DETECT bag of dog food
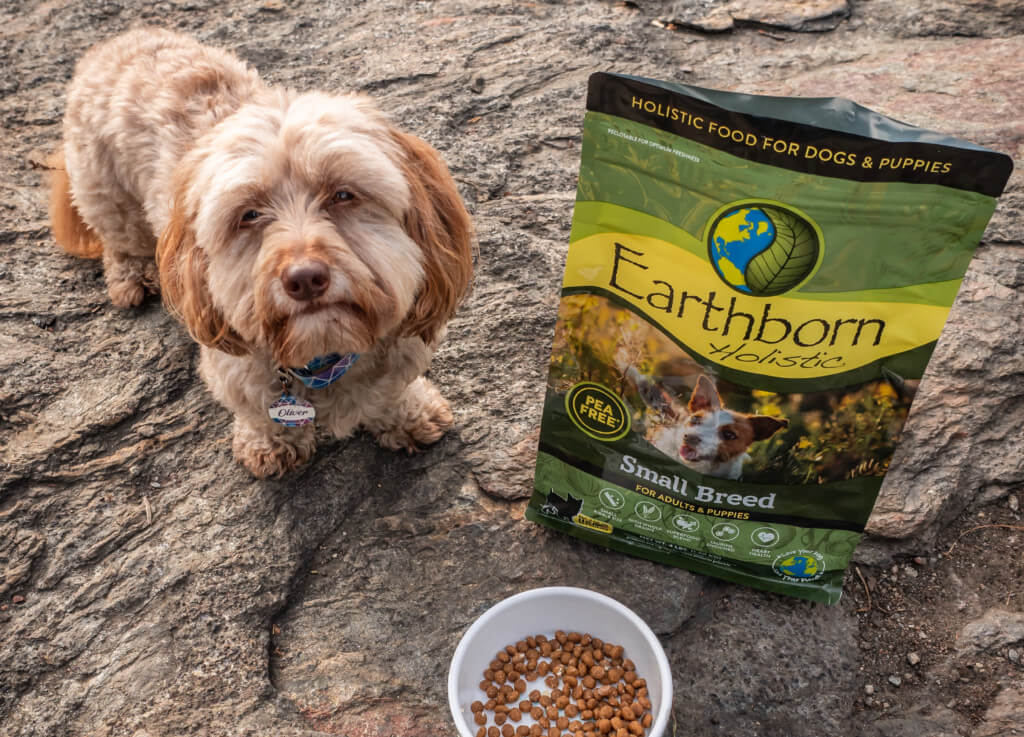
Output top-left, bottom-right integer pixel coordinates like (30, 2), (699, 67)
(527, 73), (1012, 604)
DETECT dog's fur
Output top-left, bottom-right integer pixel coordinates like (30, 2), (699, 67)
(622, 366), (787, 480)
(50, 29), (473, 477)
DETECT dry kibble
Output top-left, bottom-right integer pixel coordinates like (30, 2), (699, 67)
(474, 633), (652, 737)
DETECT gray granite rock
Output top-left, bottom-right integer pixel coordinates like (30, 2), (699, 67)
(0, 1), (1021, 735)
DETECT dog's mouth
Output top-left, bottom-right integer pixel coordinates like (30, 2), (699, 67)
(296, 299), (367, 319)
(680, 444), (709, 463)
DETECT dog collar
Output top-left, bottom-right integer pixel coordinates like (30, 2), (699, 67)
(285, 352), (360, 389)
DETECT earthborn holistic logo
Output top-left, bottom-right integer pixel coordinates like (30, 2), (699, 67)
(772, 549), (827, 584)
(564, 382), (630, 441)
(707, 201), (823, 297)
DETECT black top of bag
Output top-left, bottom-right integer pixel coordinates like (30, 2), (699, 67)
(588, 73), (1013, 198)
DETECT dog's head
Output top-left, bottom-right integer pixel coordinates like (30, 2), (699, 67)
(677, 376), (787, 467)
(156, 91), (473, 366)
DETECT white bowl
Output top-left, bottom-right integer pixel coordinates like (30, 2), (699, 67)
(448, 586), (672, 737)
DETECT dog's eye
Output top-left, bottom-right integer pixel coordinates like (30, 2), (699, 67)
(330, 190), (355, 205)
(721, 429), (737, 441)
(689, 416), (702, 425)
(240, 209), (262, 225)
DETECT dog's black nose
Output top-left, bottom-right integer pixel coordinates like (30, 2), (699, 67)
(283, 260), (330, 301)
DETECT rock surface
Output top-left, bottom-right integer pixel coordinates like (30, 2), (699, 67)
(0, 1), (1021, 736)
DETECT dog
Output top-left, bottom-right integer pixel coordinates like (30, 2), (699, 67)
(48, 29), (474, 477)
(620, 364), (787, 480)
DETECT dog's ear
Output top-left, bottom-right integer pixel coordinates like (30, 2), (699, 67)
(749, 415), (788, 441)
(389, 129), (474, 344)
(156, 192), (249, 356)
(688, 375), (723, 414)
(622, 364), (682, 421)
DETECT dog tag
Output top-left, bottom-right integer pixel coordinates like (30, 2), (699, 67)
(268, 394), (315, 426)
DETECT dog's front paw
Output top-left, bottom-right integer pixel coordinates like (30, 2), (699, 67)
(232, 420), (316, 478)
(372, 377), (454, 453)
(105, 256), (159, 308)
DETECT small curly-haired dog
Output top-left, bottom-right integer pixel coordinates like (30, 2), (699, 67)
(49, 29), (474, 477)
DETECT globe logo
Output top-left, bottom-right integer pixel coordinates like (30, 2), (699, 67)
(773, 549), (826, 583)
(777, 555), (819, 578)
(706, 202), (821, 296)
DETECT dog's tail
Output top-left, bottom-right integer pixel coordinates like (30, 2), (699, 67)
(47, 148), (103, 259)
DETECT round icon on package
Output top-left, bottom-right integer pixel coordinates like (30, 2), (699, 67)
(711, 522), (739, 542)
(751, 526), (782, 548)
(633, 500), (662, 522)
(670, 514), (700, 533)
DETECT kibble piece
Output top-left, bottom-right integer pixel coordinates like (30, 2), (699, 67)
(557, 716), (570, 729)
(597, 718), (612, 734)
(548, 728), (560, 737)
(546, 705), (558, 720)
(530, 706), (543, 720)
(474, 712), (487, 726)
(628, 721), (643, 736)
(509, 708), (522, 722)
(502, 725), (514, 737)
(590, 665), (606, 680)
(488, 728), (500, 737)
(641, 713), (652, 728)
(476, 728), (486, 737)
(566, 704), (579, 718)
(619, 705), (634, 721)
(494, 712), (507, 726)
(530, 726), (542, 737)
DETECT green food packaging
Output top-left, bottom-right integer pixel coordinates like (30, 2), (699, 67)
(528, 73), (1013, 604)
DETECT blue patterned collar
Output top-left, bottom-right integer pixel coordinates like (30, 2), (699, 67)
(286, 353), (360, 389)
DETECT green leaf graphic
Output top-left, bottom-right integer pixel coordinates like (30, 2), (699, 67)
(744, 207), (820, 295)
